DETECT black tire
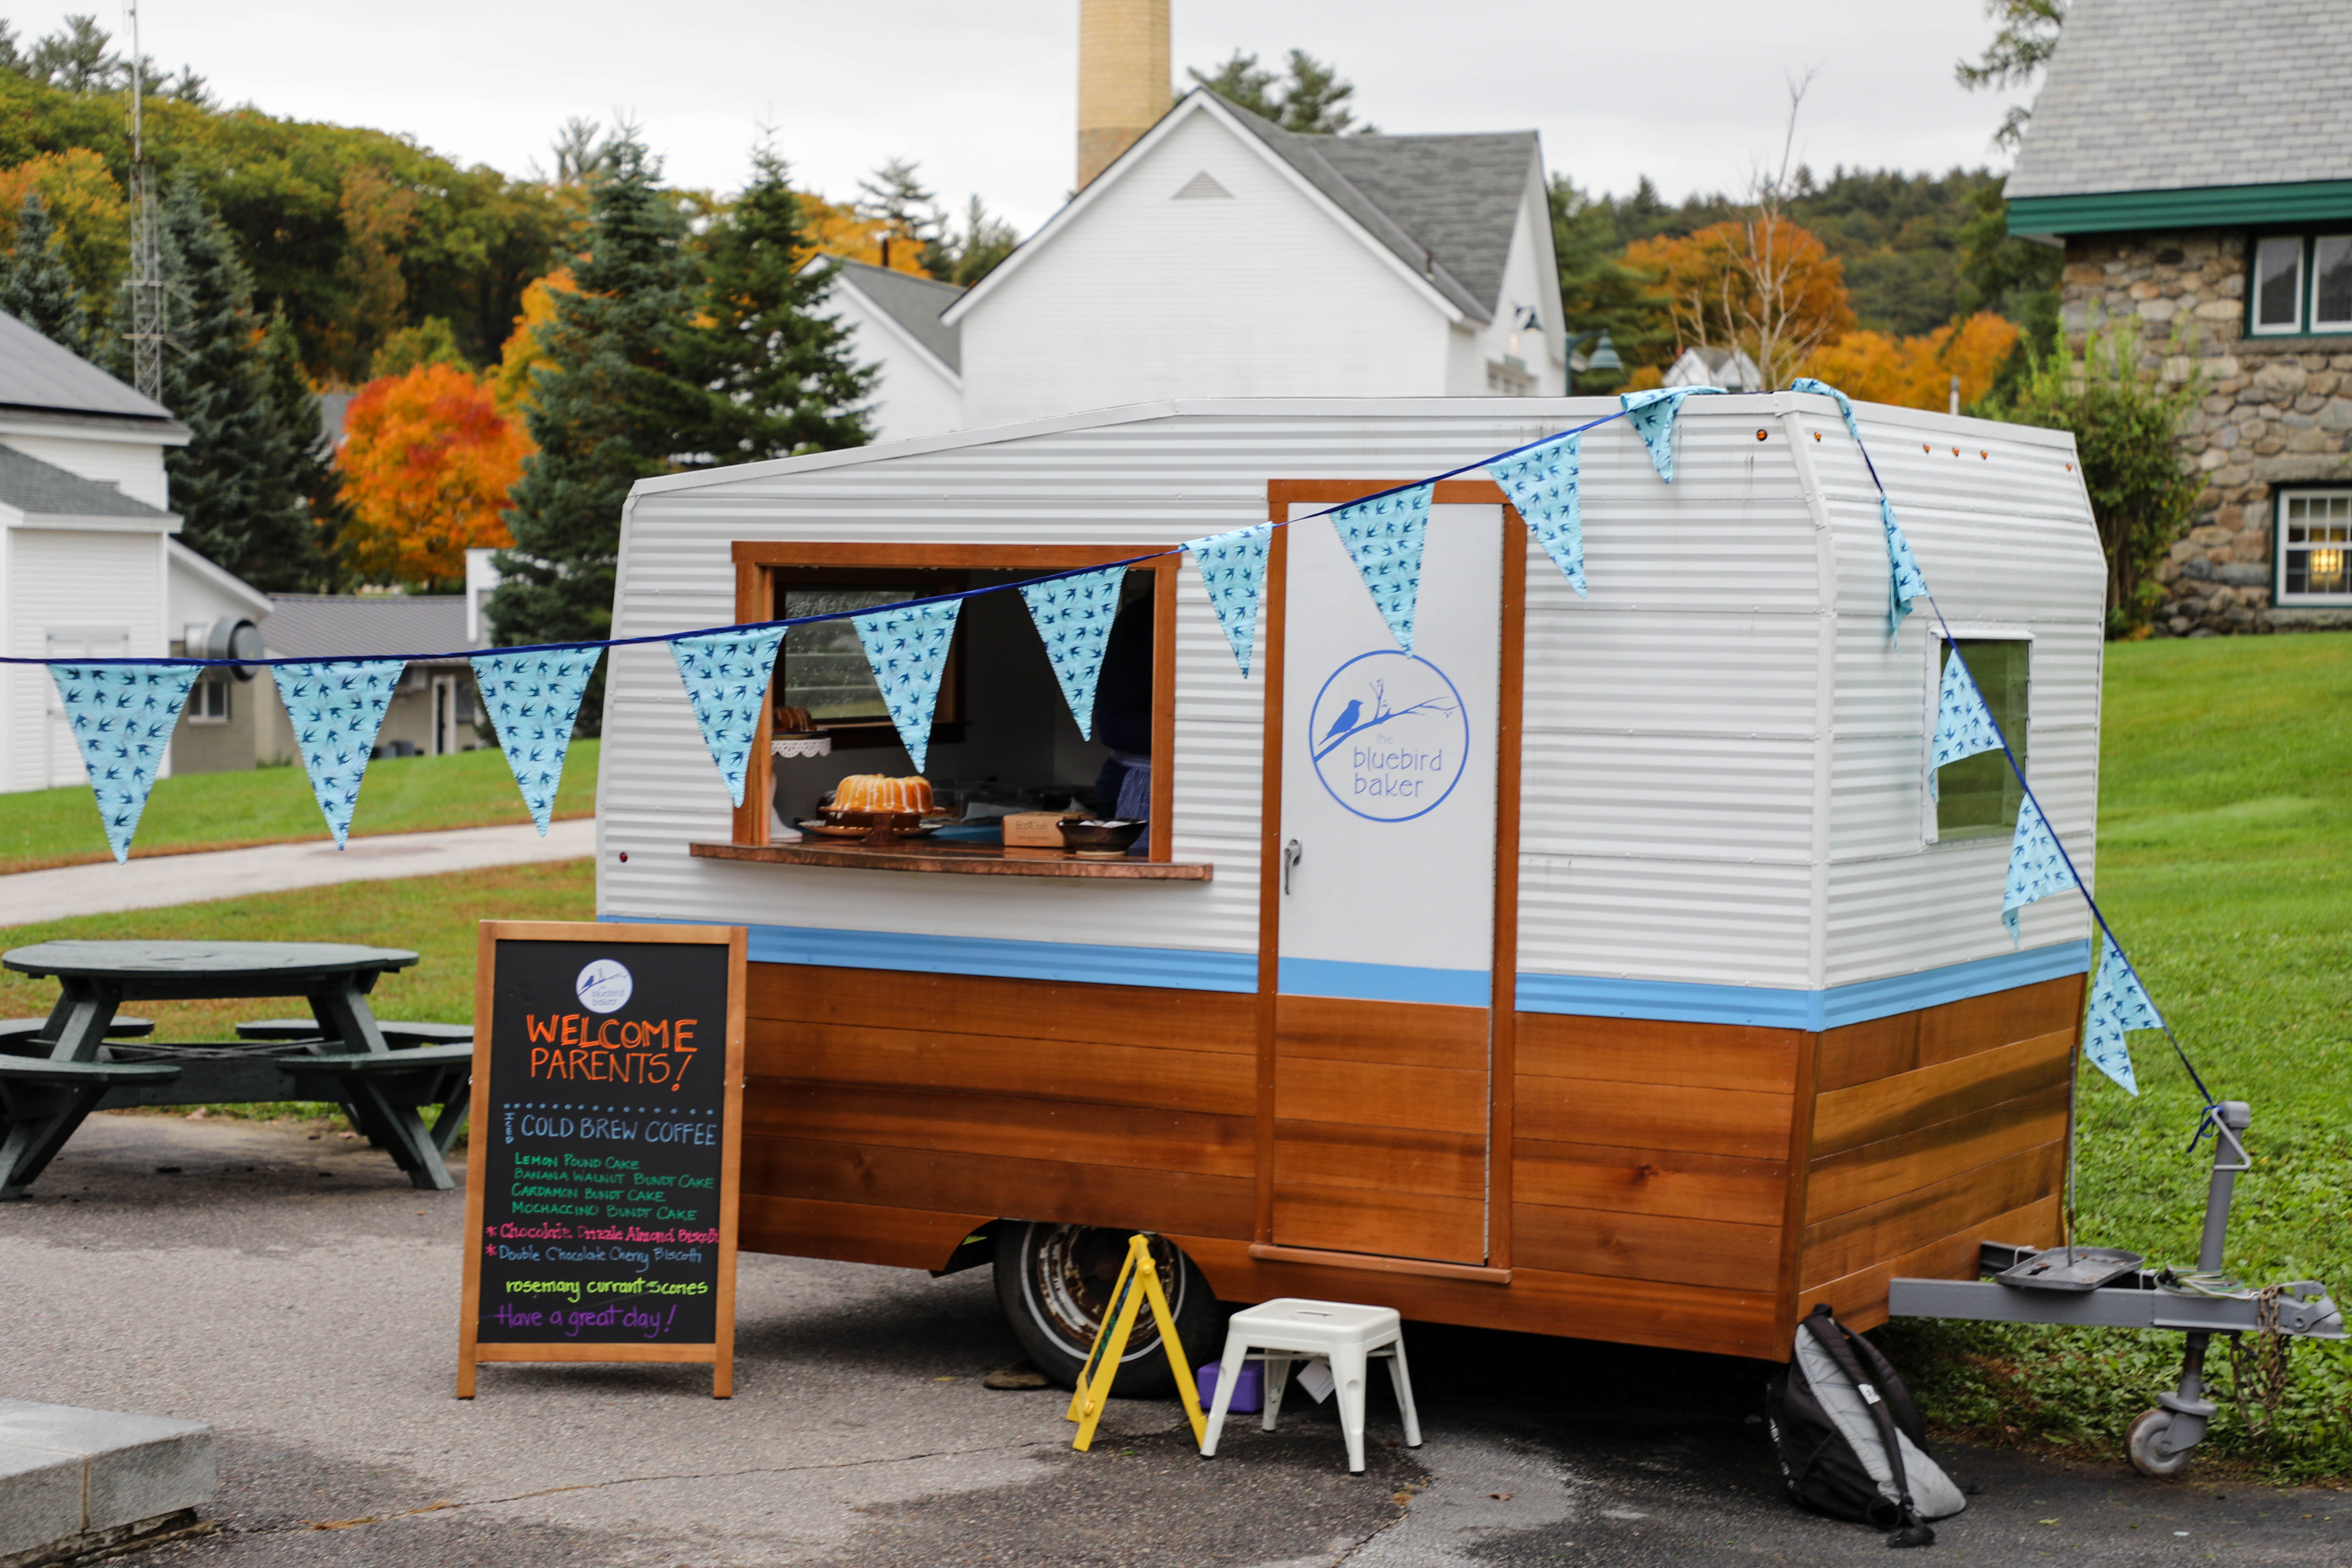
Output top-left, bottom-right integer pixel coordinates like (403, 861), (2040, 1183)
(993, 1222), (1224, 1395)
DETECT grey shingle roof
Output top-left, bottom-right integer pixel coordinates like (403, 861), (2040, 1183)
(263, 594), (473, 661)
(1209, 92), (1538, 323)
(2008, 0), (2352, 200)
(0, 441), (169, 517)
(0, 308), (179, 424)
(827, 259), (964, 373)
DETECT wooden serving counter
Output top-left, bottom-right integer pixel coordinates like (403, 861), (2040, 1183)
(688, 839), (1213, 881)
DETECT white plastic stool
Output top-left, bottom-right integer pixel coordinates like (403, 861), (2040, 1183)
(1198, 1298), (1421, 1473)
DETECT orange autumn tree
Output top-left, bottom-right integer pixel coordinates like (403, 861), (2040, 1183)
(1624, 216), (1855, 389)
(1799, 312), (2022, 412)
(335, 363), (532, 590)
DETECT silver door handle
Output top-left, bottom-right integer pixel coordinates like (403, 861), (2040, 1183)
(1283, 839), (1303, 895)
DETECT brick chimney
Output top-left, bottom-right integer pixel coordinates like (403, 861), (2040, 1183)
(1077, 0), (1170, 190)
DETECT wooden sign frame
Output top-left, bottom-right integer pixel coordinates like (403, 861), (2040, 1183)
(456, 920), (748, 1399)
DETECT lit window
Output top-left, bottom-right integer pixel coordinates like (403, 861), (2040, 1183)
(2253, 236), (2304, 333)
(1933, 639), (2029, 841)
(2279, 490), (2352, 602)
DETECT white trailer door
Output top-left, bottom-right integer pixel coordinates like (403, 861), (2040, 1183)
(1269, 496), (1504, 1265)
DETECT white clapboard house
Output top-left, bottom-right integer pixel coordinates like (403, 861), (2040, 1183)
(0, 311), (270, 793)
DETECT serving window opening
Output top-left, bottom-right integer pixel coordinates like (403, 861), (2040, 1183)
(715, 543), (1188, 875)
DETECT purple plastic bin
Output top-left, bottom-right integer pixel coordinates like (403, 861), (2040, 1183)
(1196, 1359), (1261, 1413)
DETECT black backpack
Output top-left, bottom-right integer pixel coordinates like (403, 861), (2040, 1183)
(1765, 1304), (1966, 1548)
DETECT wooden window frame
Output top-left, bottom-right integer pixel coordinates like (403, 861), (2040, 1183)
(727, 540), (1181, 863)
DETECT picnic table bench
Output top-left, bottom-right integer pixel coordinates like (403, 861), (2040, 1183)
(0, 941), (472, 1200)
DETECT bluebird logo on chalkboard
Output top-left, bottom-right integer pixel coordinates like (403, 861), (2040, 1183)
(575, 960), (634, 1014)
(1307, 650), (1469, 822)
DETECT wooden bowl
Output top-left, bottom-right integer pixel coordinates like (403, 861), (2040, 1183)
(1058, 819), (1144, 857)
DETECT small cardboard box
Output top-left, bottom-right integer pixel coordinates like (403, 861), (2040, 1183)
(1002, 811), (1084, 847)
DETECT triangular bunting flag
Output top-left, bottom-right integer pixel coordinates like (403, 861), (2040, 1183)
(1020, 566), (1126, 740)
(2000, 793), (2074, 945)
(2082, 929), (2156, 1096)
(471, 648), (602, 833)
(1489, 435), (1587, 597)
(852, 598), (962, 772)
(1882, 495), (1929, 638)
(1183, 522), (1273, 676)
(272, 660), (402, 848)
(1332, 484), (1433, 653)
(1620, 385), (1723, 482)
(48, 662), (199, 863)
(1928, 648), (2004, 800)
(670, 628), (789, 806)
(1788, 376), (1862, 447)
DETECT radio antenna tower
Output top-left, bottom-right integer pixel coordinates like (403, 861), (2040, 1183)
(124, 0), (166, 401)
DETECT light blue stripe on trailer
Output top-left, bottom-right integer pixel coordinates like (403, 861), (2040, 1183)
(1276, 958), (1492, 1007)
(1515, 941), (2092, 1031)
(599, 914), (1259, 993)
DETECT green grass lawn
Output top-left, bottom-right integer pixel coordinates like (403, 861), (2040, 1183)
(1886, 631), (2352, 1479)
(0, 740), (598, 875)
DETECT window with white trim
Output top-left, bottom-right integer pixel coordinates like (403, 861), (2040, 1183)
(2278, 489), (2352, 604)
(2249, 232), (2352, 335)
(188, 676), (230, 724)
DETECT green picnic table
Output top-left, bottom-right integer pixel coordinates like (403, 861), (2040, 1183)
(0, 941), (472, 1200)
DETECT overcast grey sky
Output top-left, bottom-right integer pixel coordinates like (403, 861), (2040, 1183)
(46, 0), (2028, 231)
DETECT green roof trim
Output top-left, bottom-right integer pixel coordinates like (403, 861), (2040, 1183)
(2009, 181), (2352, 238)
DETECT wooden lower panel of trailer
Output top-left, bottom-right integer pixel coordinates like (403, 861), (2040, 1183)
(1798, 1195), (2062, 1332)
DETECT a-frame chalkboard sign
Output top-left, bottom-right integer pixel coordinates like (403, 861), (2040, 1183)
(457, 921), (747, 1398)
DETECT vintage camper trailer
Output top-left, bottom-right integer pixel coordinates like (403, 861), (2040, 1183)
(598, 392), (2104, 1381)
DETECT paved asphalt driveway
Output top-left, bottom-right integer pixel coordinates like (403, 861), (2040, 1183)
(1, 1114), (2343, 1566)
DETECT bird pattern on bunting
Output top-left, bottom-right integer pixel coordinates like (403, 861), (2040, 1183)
(1788, 376), (1862, 447)
(1620, 386), (1722, 482)
(1928, 648), (2004, 800)
(471, 648), (602, 833)
(1882, 496), (1929, 638)
(2081, 929), (2155, 1096)
(1489, 435), (1587, 596)
(272, 660), (404, 848)
(2001, 793), (2073, 945)
(1332, 484), (1433, 653)
(852, 598), (962, 772)
(48, 662), (200, 863)
(670, 628), (788, 806)
(1183, 522), (1273, 676)
(1019, 566), (1126, 740)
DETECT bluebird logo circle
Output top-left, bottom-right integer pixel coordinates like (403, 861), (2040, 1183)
(1307, 650), (1469, 822)
(575, 960), (634, 1014)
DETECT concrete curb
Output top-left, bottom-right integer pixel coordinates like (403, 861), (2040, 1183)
(0, 1401), (214, 1566)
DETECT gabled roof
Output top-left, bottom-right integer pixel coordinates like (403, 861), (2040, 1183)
(0, 309), (184, 430)
(1213, 96), (1539, 323)
(0, 441), (171, 520)
(821, 259), (964, 374)
(943, 90), (1543, 329)
(2008, 0), (2352, 203)
(262, 594), (473, 662)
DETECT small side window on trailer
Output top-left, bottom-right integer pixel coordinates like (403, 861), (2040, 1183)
(1930, 638), (2029, 842)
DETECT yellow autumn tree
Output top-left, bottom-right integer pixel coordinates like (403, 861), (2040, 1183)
(335, 363), (532, 589)
(1800, 313), (2022, 411)
(1624, 216), (1856, 390)
(489, 267), (576, 419)
(0, 149), (127, 309)
(798, 195), (932, 273)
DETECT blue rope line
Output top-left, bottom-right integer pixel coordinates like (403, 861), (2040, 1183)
(1829, 390), (2221, 1121)
(4, 408), (1640, 672)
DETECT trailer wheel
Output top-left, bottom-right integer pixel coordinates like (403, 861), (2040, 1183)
(994, 1222), (1223, 1395)
(2126, 1409), (2194, 1478)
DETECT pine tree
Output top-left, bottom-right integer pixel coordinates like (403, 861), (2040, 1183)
(490, 128), (700, 728)
(1, 191), (89, 354)
(678, 146), (873, 467)
(258, 308), (342, 586)
(159, 172), (312, 588)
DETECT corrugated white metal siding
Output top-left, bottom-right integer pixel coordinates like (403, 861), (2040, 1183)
(602, 394), (2104, 994)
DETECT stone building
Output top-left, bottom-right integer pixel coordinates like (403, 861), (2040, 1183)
(2006, 0), (2352, 635)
